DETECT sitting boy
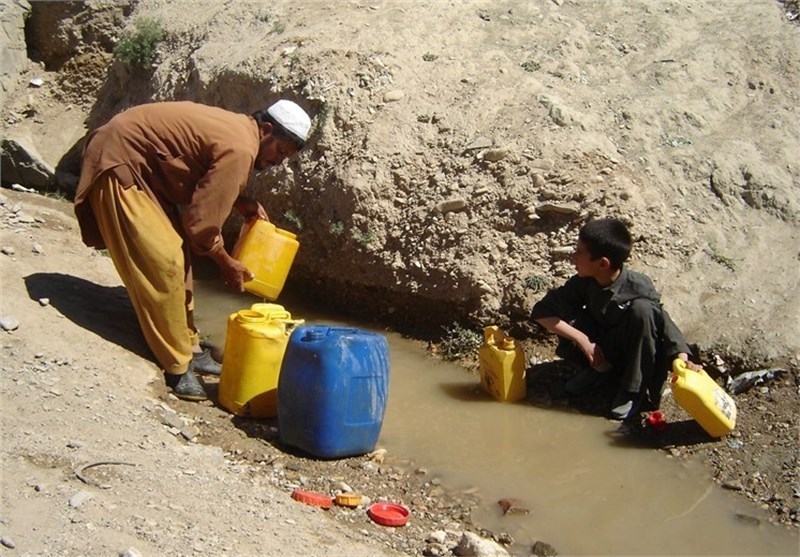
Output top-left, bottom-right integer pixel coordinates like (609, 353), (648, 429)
(530, 218), (697, 420)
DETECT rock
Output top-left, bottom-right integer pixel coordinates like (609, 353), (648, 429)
(436, 199), (468, 214)
(32, 243), (44, 254)
(1, 137), (56, 190)
(0, 537), (15, 549)
(532, 540), (558, 556)
(454, 532), (509, 556)
(426, 530), (448, 544)
(383, 90), (405, 102)
(498, 498), (530, 515)
(69, 490), (94, 508)
(482, 148), (508, 162)
(465, 137), (493, 151)
(38, 298), (50, 306)
(1, 247), (15, 255)
(119, 548), (143, 557)
(535, 202), (582, 218)
(1, 317), (20, 331)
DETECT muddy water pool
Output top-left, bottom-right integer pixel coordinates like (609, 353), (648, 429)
(194, 281), (799, 556)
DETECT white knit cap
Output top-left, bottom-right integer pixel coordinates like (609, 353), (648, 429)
(267, 100), (311, 142)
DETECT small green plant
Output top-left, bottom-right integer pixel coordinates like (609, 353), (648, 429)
(114, 17), (164, 68)
(329, 221), (344, 236)
(271, 21), (286, 34)
(417, 114), (431, 123)
(708, 246), (738, 271)
(422, 53), (438, 62)
(439, 323), (482, 361)
(524, 274), (550, 293)
(283, 210), (303, 230)
(520, 60), (541, 72)
(352, 228), (375, 246)
(43, 190), (67, 201)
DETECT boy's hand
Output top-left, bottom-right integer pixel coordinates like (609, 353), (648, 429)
(577, 337), (605, 369)
(677, 352), (702, 371)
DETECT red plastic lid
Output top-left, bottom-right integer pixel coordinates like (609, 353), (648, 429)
(367, 502), (410, 527)
(291, 489), (333, 509)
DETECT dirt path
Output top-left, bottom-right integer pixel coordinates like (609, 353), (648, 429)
(0, 188), (411, 556)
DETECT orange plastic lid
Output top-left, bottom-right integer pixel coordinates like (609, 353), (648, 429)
(367, 502), (410, 527)
(291, 489), (333, 509)
(335, 493), (362, 508)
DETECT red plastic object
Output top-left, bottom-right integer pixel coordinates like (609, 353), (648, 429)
(367, 503), (410, 527)
(291, 489), (333, 509)
(647, 411), (668, 432)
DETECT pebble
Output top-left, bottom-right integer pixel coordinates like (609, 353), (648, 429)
(1, 537), (15, 549)
(32, 243), (44, 254)
(69, 490), (94, 508)
(436, 199), (468, 214)
(1, 317), (20, 331)
(1, 246), (15, 256)
(382, 90), (404, 102)
(464, 137), (492, 151)
(38, 298), (50, 306)
(482, 148), (508, 162)
(119, 548), (143, 557)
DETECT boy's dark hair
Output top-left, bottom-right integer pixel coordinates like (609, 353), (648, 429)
(578, 218), (632, 270)
(251, 108), (306, 150)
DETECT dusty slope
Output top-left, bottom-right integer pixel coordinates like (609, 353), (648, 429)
(4, 0), (800, 369)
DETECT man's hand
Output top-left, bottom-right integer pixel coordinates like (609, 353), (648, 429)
(221, 258), (254, 292)
(234, 195), (268, 221)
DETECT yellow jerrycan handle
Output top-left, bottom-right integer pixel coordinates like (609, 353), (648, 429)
(672, 357), (688, 376)
(483, 325), (501, 345)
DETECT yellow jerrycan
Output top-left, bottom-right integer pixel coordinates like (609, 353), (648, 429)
(478, 326), (527, 402)
(218, 304), (304, 418)
(669, 358), (737, 437)
(231, 219), (299, 300)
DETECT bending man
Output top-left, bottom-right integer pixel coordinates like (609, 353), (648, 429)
(74, 99), (311, 401)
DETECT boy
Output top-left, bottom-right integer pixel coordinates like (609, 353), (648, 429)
(530, 218), (697, 420)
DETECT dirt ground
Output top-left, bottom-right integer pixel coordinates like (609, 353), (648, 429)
(2, 186), (798, 556)
(1, 0), (799, 555)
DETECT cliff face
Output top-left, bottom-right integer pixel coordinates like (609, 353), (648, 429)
(3, 0), (799, 365)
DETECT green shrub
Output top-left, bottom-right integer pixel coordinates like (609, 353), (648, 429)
(520, 60), (541, 72)
(329, 221), (344, 236)
(283, 210), (303, 230)
(440, 323), (482, 361)
(352, 228), (375, 246)
(114, 17), (165, 68)
(524, 274), (550, 293)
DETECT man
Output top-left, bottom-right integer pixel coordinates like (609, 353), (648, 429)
(74, 99), (311, 401)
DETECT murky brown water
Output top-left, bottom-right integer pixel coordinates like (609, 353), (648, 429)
(194, 280), (799, 556)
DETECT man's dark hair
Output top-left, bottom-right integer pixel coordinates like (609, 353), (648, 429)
(251, 108), (306, 150)
(578, 218), (632, 270)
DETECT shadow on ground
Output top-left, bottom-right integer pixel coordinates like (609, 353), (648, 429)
(24, 272), (152, 362)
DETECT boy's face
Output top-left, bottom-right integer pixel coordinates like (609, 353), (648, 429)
(572, 239), (606, 278)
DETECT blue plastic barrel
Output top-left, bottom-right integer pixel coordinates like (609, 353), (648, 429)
(277, 325), (390, 459)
